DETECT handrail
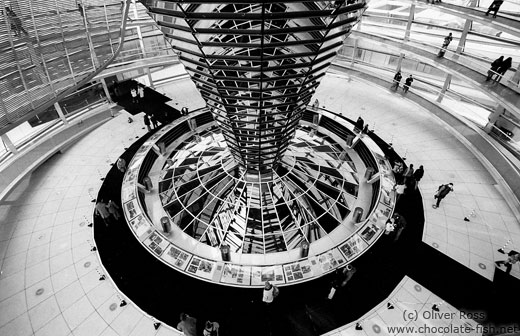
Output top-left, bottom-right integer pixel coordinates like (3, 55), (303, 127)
(0, 0), (132, 136)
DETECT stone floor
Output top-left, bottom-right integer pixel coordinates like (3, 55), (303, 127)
(0, 72), (518, 335)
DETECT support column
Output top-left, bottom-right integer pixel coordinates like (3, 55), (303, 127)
(397, 4), (415, 72)
(54, 102), (69, 125)
(146, 68), (155, 89)
(100, 78), (113, 104)
(1, 134), (18, 154)
(351, 38), (358, 68)
(404, 4), (415, 42)
(436, 74), (452, 103)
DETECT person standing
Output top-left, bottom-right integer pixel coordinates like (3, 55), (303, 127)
(393, 213), (407, 242)
(403, 75), (413, 93)
(394, 182), (406, 203)
(138, 85), (145, 101)
(150, 114), (159, 129)
(496, 251), (520, 274)
(391, 70), (402, 90)
(433, 183), (453, 208)
(262, 281), (279, 304)
(355, 116), (364, 133)
(143, 114), (151, 132)
(116, 157), (126, 173)
(130, 88), (138, 104)
(413, 165), (424, 189)
(403, 164), (414, 183)
(485, 0), (504, 18)
(486, 56), (504, 81)
(107, 200), (121, 221)
(177, 313), (197, 336)
(203, 321), (220, 336)
(494, 57), (512, 83)
(95, 200), (112, 226)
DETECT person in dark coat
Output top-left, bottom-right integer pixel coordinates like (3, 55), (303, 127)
(391, 70), (402, 90)
(413, 165), (424, 189)
(433, 183), (453, 208)
(150, 114), (158, 129)
(494, 57), (512, 83)
(403, 75), (413, 93)
(486, 56), (504, 81)
(144, 114), (151, 132)
(442, 33), (453, 48)
(485, 0), (504, 18)
(355, 116), (364, 132)
(177, 313), (197, 336)
(496, 250), (520, 274)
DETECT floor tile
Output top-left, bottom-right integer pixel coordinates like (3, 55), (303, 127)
(34, 314), (70, 336)
(28, 296), (61, 331)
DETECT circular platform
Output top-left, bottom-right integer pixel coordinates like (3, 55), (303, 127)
(121, 107), (397, 287)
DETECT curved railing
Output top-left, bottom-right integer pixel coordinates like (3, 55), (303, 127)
(119, 107), (397, 287)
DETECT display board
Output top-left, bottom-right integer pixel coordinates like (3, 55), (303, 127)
(120, 111), (397, 287)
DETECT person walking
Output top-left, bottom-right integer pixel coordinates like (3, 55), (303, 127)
(262, 281), (279, 304)
(391, 70), (402, 90)
(107, 200), (121, 221)
(143, 114), (151, 132)
(495, 251), (520, 274)
(413, 165), (424, 189)
(494, 57), (512, 83)
(437, 33), (452, 57)
(203, 321), (220, 336)
(486, 56), (504, 81)
(485, 0), (504, 18)
(177, 313), (197, 336)
(433, 183), (453, 208)
(95, 200), (112, 226)
(403, 75), (413, 93)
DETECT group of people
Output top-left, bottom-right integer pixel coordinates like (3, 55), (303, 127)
(130, 85), (146, 104)
(486, 55), (513, 83)
(177, 313), (220, 336)
(94, 199), (121, 226)
(391, 71), (414, 93)
(328, 264), (357, 299)
(384, 212), (407, 242)
(392, 162), (425, 203)
(143, 112), (159, 132)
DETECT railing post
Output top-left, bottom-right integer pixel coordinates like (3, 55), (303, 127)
(1, 134), (19, 155)
(54, 102), (69, 125)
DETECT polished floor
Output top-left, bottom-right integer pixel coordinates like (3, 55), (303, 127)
(0, 73), (518, 335)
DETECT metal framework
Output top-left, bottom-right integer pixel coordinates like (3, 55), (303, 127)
(144, 0), (366, 173)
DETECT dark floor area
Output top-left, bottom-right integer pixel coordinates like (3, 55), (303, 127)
(93, 111), (519, 336)
(112, 80), (181, 125)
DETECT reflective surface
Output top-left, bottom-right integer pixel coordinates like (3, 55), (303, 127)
(159, 125), (359, 254)
(144, 1), (366, 172)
